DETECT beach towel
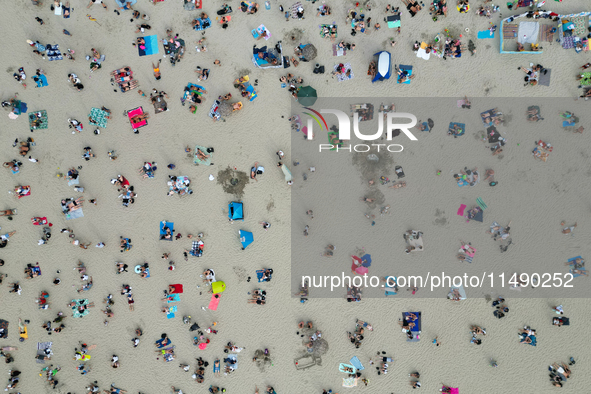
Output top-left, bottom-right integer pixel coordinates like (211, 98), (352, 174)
(167, 305), (177, 319)
(327, 131), (343, 150)
(416, 46), (431, 60)
(213, 360), (221, 373)
(342, 377), (358, 387)
(28, 110), (48, 130)
(476, 197), (487, 210)
(517, 21), (539, 44)
(441, 387), (459, 394)
(127, 107), (148, 129)
(169, 284), (184, 294)
(0, 320), (8, 338)
(209, 293), (221, 311)
(256, 270), (269, 282)
(115, 0), (137, 9)
(449, 122), (466, 137)
(397, 65), (412, 84)
(68, 178), (80, 186)
(209, 99), (221, 120)
(291, 2), (304, 19)
(184, 0), (202, 10)
(36, 349), (50, 364)
(538, 69), (551, 87)
(339, 363), (356, 373)
(477, 30), (495, 39)
(281, 164), (292, 182)
(225, 354), (238, 368)
(245, 84), (258, 101)
(457, 204), (467, 216)
(332, 44), (346, 56)
(160, 221), (174, 241)
(386, 14), (401, 28)
(252, 24), (271, 40)
(350, 356), (364, 371)
(72, 299), (90, 318)
(182, 83), (206, 105)
(449, 285), (467, 300)
(503, 23), (518, 39)
(334, 62), (354, 82)
(38, 341), (52, 350)
(34, 74), (48, 88)
(46, 44), (63, 61)
(194, 17), (211, 31)
(553, 317), (570, 325)
(320, 24), (337, 39)
(138, 35), (159, 56)
(194, 144), (213, 166)
(88, 107), (109, 128)
(403, 311), (421, 342)
(65, 208), (84, 220)
(385, 276), (397, 296)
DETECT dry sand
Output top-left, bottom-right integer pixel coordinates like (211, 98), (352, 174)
(1, 0), (591, 393)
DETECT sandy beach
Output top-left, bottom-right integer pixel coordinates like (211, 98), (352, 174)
(1, 0), (591, 393)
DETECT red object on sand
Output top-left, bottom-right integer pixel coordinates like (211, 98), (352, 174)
(209, 293), (221, 311)
(169, 284), (183, 294)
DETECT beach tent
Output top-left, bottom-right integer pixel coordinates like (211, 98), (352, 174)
(211, 281), (226, 294)
(137, 35), (159, 56)
(372, 51), (391, 82)
(228, 202), (244, 221)
(239, 230), (254, 250)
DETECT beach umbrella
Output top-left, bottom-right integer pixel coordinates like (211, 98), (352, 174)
(301, 44), (317, 60)
(228, 201), (244, 221)
(297, 86), (317, 106)
(239, 230), (254, 250)
(361, 254), (372, 267)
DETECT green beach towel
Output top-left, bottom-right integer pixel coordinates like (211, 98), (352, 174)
(28, 110), (48, 130)
(88, 107), (109, 128)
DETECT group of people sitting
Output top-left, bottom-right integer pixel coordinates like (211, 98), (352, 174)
(111, 67), (138, 92)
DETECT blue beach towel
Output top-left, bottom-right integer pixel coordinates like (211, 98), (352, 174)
(34, 75), (48, 88)
(397, 65), (412, 84)
(138, 35), (159, 56)
(350, 356), (364, 371)
(167, 305), (177, 319)
(194, 17), (212, 31)
(477, 30), (495, 39)
(385, 276), (397, 296)
(65, 208), (84, 220)
(160, 221), (174, 241)
(167, 294), (181, 303)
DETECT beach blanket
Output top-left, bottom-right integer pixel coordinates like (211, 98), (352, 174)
(209, 293), (221, 311)
(160, 221), (174, 241)
(449, 285), (467, 300)
(342, 377), (358, 387)
(449, 122), (466, 137)
(291, 2), (304, 19)
(441, 387), (459, 394)
(225, 354), (238, 369)
(65, 208), (84, 220)
(72, 299), (90, 318)
(516, 0), (532, 8)
(193, 145), (213, 166)
(386, 14), (401, 29)
(184, 0), (202, 10)
(477, 30), (495, 39)
(320, 24), (337, 39)
(28, 110), (48, 130)
(416, 43), (431, 60)
(128, 107), (148, 129)
(385, 276), (397, 296)
(252, 24), (271, 40)
(167, 305), (177, 319)
(257, 269), (270, 282)
(332, 44), (346, 56)
(34, 74), (48, 88)
(46, 44), (63, 61)
(194, 17), (212, 31)
(88, 107), (109, 128)
(0, 320), (8, 338)
(503, 23), (518, 39)
(517, 21), (539, 44)
(397, 65), (412, 84)
(165, 294), (180, 303)
(538, 69), (551, 87)
(137, 35), (159, 56)
(539, 24), (554, 42)
(169, 284), (184, 294)
(403, 311), (421, 342)
(115, 0), (137, 9)
(334, 63), (354, 82)
(209, 99), (221, 120)
(38, 341), (52, 350)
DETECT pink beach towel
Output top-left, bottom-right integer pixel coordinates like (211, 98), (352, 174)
(457, 204), (466, 216)
(209, 293), (221, 311)
(128, 107), (147, 128)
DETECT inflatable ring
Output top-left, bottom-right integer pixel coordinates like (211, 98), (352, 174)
(465, 28), (470, 32)
(134, 265), (142, 274)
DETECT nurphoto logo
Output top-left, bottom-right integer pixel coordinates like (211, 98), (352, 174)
(303, 107), (419, 152)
